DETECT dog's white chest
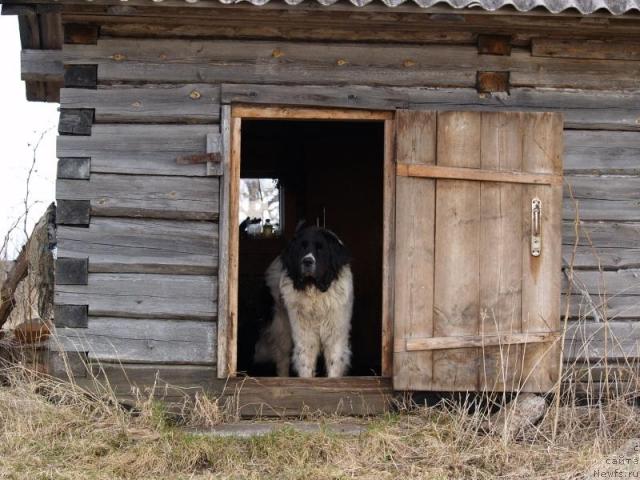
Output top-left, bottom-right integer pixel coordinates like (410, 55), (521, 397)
(279, 267), (352, 327)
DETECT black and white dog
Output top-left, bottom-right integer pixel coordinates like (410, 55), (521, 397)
(254, 226), (353, 377)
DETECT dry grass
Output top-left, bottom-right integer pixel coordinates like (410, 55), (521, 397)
(2, 135), (640, 479)
(0, 362), (639, 480)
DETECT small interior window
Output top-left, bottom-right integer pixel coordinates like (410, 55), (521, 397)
(239, 178), (282, 238)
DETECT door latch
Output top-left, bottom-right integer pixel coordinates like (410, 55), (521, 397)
(531, 198), (541, 257)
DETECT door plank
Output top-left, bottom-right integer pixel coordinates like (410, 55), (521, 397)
(432, 111), (482, 391)
(521, 113), (564, 392)
(479, 112), (525, 391)
(392, 110), (436, 391)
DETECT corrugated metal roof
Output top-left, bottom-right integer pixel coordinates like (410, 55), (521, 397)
(213, 0), (639, 15)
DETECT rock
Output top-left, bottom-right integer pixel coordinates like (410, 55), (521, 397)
(481, 393), (547, 439)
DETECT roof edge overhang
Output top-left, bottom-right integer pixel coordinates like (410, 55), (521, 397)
(1, 0), (639, 103)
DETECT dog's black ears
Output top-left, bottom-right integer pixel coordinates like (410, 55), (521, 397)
(323, 229), (351, 271)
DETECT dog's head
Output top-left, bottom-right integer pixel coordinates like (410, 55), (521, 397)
(281, 226), (351, 292)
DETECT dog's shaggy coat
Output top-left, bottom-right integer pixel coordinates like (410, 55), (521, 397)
(254, 227), (353, 377)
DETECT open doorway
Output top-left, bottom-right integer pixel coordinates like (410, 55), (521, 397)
(233, 112), (388, 378)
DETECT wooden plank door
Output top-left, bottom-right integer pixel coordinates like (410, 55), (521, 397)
(393, 110), (563, 393)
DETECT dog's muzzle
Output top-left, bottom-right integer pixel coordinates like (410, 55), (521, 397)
(301, 253), (316, 277)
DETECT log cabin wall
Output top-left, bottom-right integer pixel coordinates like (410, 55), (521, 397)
(20, 3), (640, 393)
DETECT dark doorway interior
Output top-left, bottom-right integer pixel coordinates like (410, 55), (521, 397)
(237, 119), (385, 377)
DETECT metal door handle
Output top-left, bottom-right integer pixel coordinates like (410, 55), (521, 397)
(531, 198), (541, 257)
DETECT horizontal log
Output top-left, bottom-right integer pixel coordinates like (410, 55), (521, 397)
(562, 221), (640, 270)
(563, 175), (640, 222)
(562, 245), (640, 270)
(509, 50), (640, 90)
(52, 318), (216, 365)
(222, 84), (640, 131)
(60, 85), (221, 123)
(56, 174), (219, 221)
(75, 364), (391, 415)
(564, 131), (640, 174)
(56, 5), (640, 38)
(54, 273), (217, 321)
(57, 124), (219, 176)
(565, 293), (640, 322)
(87, 363), (217, 393)
(62, 39), (640, 89)
(65, 40), (482, 87)
(21, 49), (63, 82)
(564, 321), (640, 362)
(565, 269), (640, 297)
(532, 38), (640, 62)
(220, 377), (392, 416)
(98, 20), (477, 46)
(397, 164), (561, 185)
(57, 217), (218, 275)
(563, 221), (640, 249)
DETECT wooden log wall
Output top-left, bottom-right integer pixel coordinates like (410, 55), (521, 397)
(48, 10), (640, 389)
(52, 29), (222, 380)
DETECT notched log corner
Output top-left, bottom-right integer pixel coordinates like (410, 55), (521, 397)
(58, 109), (94, 136)
(54, 304), (88, 328)
(476, 71), (510, 94)
(55, 258), (88, 285)
(56, 200), (90, 226)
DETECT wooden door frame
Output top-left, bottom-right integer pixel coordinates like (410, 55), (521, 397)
(217, 103), (395, 379)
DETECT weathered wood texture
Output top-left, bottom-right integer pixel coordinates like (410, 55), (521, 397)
(57, 174), (219, 220)
(564, 321), (640, 362)
(532, 38), (640, 61)
(57, 125), (220, 176)
(62, 39), (640, 89)
(55, 5), (640, 40)
(393, 111), (562, 393)
(46, 30), (640, 386)
(98, 19), (476, 46)
(55, 257), (88, 285)
(58, 108), (93, 135)
(393, 110), (436, 391)
(74, 364), (391, 415)
(57, 157), (90, 179)
(563, 222), (640, 270)
(221, 84), (640, 131)
(64, 23), (99, 45)
(216, 105), (232, 377)
(220, 377), (392, 416)
(564, 176), (640, 222)
(56, 199), (90, 226)
(64, 65), (97, 89)
(564, 131), (640, 174)
(52, 318), (216, 364)
(54, 304), (88, 328)
(57, 218), (218, 275)
(60, 85), (221, 123)
(21, 49), (63, 82)
(55, 273), (217, 321)
(432, 111), (482, 391)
